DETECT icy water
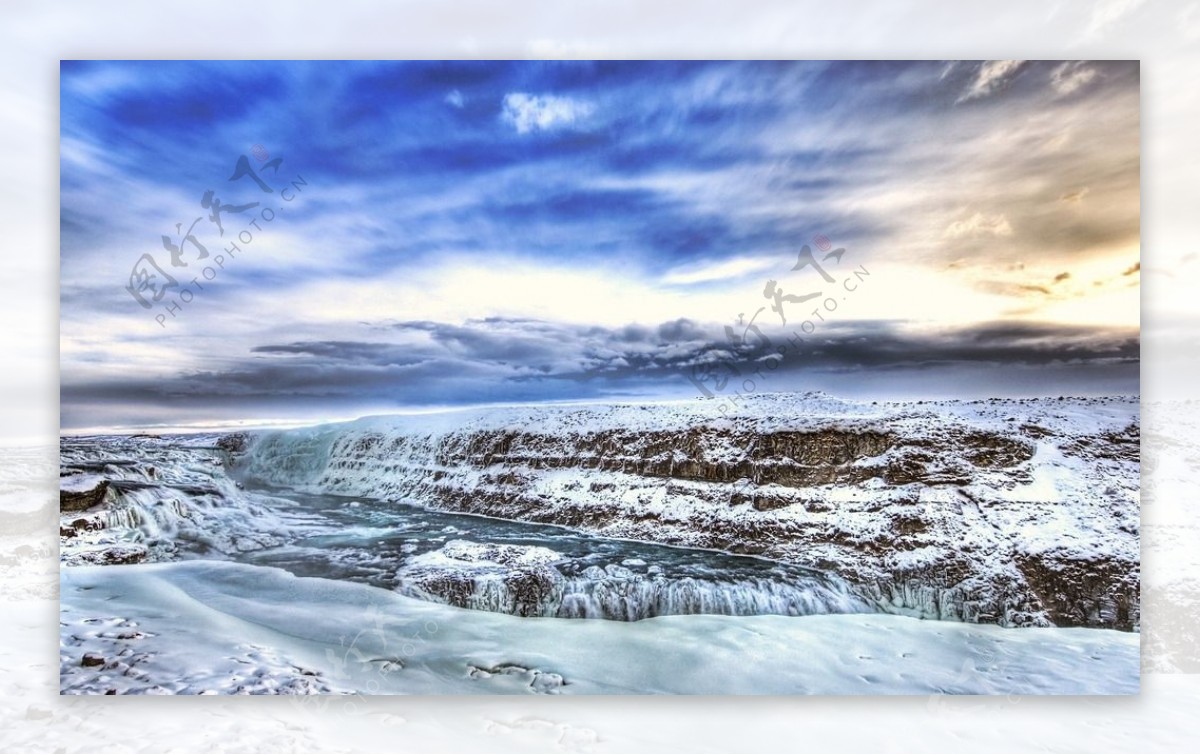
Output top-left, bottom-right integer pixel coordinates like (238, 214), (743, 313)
(59, 436), (870, 621)
(236, 486), (871, 620)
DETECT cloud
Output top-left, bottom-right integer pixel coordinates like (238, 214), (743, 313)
(444, 89), (465, 108)
(661, 256), (776, 286)
(501, 92), (593, 134)
(1050, 62), (1100, 96)
(974, 280), (1055, 299)
(944, 212), (1014, 239)
(59, 315), (1139, 430)
(958, 60), (1025, 102)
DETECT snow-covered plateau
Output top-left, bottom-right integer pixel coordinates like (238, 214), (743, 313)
(58, 392), (1140, 695)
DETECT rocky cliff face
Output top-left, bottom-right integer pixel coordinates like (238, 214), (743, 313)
(229, 393), (1140, 630)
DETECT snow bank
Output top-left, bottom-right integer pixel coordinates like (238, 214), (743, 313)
(60, 560), (1138, 695)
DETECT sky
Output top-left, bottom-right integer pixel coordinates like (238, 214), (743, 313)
(59, 60), (1141, 432)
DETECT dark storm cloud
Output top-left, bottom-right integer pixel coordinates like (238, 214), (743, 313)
(60, 316), (1138, 429)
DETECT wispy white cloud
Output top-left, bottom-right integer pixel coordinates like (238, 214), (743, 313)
(501, 92), (593, 134)
(958, 60), (1025, 102)
(661, 256), (776, 286)
(444, 89), (464, 109)
(1050, 62), (1100, 97)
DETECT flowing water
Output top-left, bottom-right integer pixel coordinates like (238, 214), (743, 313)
(60, 435), (873, 621)
(238, 487), (872, 620)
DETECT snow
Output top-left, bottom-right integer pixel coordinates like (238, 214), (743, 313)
(53, 392), (1141, 696)
(5, 395), (1190, 738)
(59, 435), (328, 565)
(425, 539), (565, 568)
(58, 473), (105, 495)
(60, 560), (1138, 696)
(230, 393), (1139, 628)
(238, 393), (1138, 523)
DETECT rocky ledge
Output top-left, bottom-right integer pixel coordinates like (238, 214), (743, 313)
(60, 475), (110, 513)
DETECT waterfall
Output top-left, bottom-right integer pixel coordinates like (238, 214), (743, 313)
(397, 561), (872, 621)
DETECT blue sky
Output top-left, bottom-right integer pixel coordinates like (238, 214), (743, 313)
(60, 60), (1140, 431)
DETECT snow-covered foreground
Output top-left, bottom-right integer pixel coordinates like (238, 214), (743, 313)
(60, 560), (1138, 696)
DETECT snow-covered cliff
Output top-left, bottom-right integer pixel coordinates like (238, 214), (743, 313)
(229, 393), (1140, 630)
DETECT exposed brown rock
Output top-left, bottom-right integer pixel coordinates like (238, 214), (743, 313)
(1015, 552), (1140, 631)
(60, 480), (109, 513)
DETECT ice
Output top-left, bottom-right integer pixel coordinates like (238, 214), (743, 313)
(59, 436), (327, 566)
(395, 539), (871, 620)
(60, 560), (1139, 695)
